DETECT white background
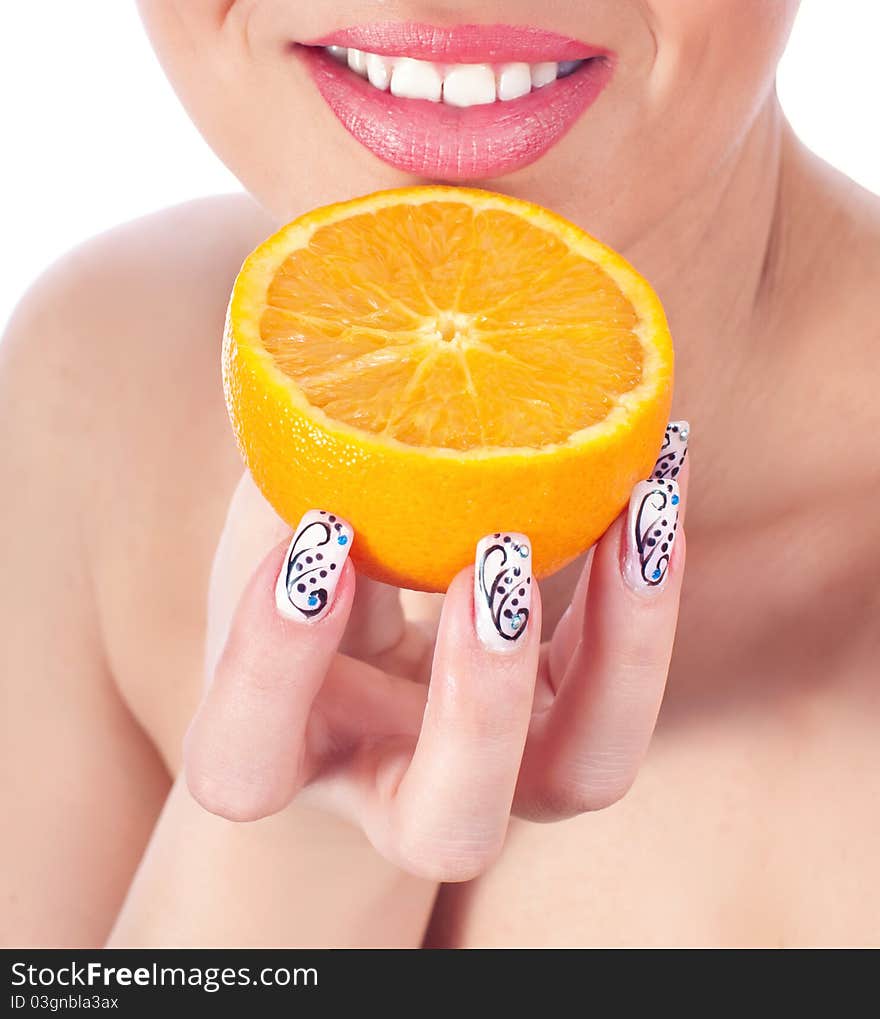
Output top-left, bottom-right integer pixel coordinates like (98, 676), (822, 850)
(1, 0), (879, 330)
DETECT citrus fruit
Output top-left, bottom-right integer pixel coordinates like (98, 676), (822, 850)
(223, 186), (673, 592)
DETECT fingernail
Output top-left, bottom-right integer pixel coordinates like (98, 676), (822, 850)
(474, 532), (532, 652)
(275, 509), (353, 621)
(651, 420), (689, 480)
(624, 479), (680, 592)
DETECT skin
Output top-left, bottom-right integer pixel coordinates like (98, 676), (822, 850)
(2, 0), (879, 947)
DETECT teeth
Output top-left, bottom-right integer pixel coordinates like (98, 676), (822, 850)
(557, 59), (582, 78)
(443, 64), (496, 108)
(390, 57), (443, 102)
(497, 62), (532, 102)
(366, 52), (392, 91)
(530, 62), (558, 88)
(324, 47), (582, 107)
(347, 48), (368, 77)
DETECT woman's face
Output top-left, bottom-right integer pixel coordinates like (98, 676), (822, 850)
(138, 1), (799, 241)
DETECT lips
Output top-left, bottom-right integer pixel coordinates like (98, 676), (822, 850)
(297, 23), (614, 181)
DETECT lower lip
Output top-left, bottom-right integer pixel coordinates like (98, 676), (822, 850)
(299, 48), (613, 181)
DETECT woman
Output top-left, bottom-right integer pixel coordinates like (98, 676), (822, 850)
(1, 0), (878, 947)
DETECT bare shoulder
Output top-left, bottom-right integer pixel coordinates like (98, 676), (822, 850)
(5, 191), (273, 370)
(2, 193), (276, 763)
(4, 192), (274, 420)
(3, 191), (274, 519)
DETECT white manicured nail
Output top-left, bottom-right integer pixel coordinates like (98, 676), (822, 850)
(624, 480), (680, 592)
(651, 420), (689, 480)
(474, 532), (532, 652)
(275, 510), (353, 621)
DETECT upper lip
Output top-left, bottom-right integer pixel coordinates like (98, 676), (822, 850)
(304, 22), (612, 64)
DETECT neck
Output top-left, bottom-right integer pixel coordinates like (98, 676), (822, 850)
(624, 96), (786, 433)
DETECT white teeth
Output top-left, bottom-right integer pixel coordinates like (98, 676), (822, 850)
(442, 63), (496, 108)
(390, 57), (443, 102)
(325, 47), (579, 106)
(530, 61), (558, 88)
(347, 48), (368, 77)
(366, 52), (392, 91)
(497, 62), (532, 102)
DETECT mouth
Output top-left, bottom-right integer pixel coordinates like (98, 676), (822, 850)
(296, 23), (615, 181)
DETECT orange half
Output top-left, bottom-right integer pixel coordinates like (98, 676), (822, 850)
(224, 187), (673, 591)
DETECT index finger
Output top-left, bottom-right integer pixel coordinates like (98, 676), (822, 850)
(184, 510), (355, 821)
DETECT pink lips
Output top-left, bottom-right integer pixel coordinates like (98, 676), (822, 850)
(299, 23), (614, 181)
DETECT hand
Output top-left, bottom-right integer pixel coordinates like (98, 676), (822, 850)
(185, 424), (689, 881)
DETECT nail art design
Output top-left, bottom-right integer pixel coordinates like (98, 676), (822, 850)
(651, 420), (690, 480)
(275, 509), (353, 621)
(474, 532), (532, 652)
(625, 479), (680, 590)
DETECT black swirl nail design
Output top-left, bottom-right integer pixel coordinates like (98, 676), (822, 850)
(474, 532), (532, 651)
(275, 509), (353, 621)
(651, 420), (690, 481)
(626, 480), (680, 589)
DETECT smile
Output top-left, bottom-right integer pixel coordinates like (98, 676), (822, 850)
(297, 23), (614, 181)
(324, 46), (587, 107)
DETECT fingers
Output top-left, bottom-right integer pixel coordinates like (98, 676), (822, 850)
(545, 545), (594, 700)
(337, 575), (406, 658)
(339, 575), (437, 687)
(204, 471), (293, 683)
(547, 420), (690, 693)
(518, 436), (690, 820)
(184, 510), (355, 821)
(360, 533), (542, 882)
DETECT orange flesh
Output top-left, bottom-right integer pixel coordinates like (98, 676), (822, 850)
(259, 201), (644, 451)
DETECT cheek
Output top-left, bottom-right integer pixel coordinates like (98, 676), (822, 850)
(622, 0), (799, 197)
(136, 0), (346, 214)
(648, 0), (799, 119)
(137, 0), (234, 39)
